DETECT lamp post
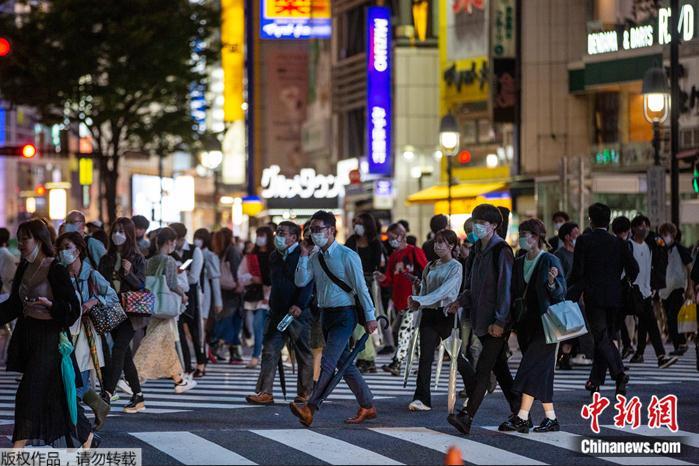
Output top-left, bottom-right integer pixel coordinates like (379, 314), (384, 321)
(642, 67), (670, 230)
(439, 114), (460, 221)
(642, 67), (670, 166)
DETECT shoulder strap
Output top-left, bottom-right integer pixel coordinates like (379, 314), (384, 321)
(317, 252), (354, 295)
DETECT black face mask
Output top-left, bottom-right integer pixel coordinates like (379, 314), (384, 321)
(634, 228), (648, 240)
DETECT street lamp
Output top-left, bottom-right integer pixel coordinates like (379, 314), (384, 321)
(642, 67), (670, 166)
(439, 114), (460, 220)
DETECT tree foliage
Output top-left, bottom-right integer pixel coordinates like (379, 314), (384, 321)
(0, 0), (219, 222)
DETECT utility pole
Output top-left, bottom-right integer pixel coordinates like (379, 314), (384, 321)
(670, 0), (680, 226)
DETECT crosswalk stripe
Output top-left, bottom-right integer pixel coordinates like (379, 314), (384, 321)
(482, 427), (692, 465)
(131, 431), (256, 465)
(602, 425), (699, 449)
(251, 429), (403, 465)
(371, 427), (545, 465)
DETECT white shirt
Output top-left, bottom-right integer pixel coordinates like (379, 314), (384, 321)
(0, 246), (18, 295)
(632, 240), (652, 299)
(660, 245), (687, 299)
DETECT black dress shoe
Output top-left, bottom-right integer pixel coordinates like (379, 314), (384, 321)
(499, 414), (532, 430)
(616, 373), (630, 396)
(377, 346), (394, 355)
(498, 415), (529, 433)
(629, 354), (644, 364)
(622, 346), (635, 360)
(447, 409), (473, 435)
(533, 418), (560, 433)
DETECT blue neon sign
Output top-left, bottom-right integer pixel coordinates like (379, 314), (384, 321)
(366, 6), (392, 177)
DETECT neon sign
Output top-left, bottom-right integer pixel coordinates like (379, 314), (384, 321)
(260, 165), (342, 199)
(260, 0), (331, 40)
(367, 6), (392, 176)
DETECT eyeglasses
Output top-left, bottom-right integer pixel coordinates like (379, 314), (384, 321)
(309, 226), (329, 234)
(276, 230), (288, 237)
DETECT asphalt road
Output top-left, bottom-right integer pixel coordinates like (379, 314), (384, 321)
(1, 346), (698, 465)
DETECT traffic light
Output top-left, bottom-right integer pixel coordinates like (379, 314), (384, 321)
(0, 37), (10, 57)
(693, 161), (699, 194)
(0, 144), (38, 158)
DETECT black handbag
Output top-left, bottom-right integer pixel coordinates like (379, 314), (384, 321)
(317, 253), (367, 326)
(243, 284), (264, 303)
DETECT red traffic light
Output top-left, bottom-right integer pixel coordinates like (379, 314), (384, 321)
(458, 150), (472, 164)
(0, 38), (10, 57)
(35, 184), (46, 196)
(21, 144), (37, 159)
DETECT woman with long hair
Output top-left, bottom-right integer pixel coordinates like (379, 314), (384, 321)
(211, 228), (244, 363)
(0, 219), (95, 448)
(134, 227), (196, 393)
(194, 228), (223, 372)
(499, 219), (566, 433)
(238, 226), (273, 369)
(98, 217), (147, 412)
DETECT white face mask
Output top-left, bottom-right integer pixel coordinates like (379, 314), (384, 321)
(519, 236), (532, 251)
(663, 235), (673, 246)
(25, 243), (40, 263)
(112, 232), (127, 246)
(571, 238), (577, 248)
(311, 232), (328, 248)
(554, 222), (564, 232)
(274, 235), (288, 251)
(354, 224), (365, 237)
(256, 237), (267, 247)
(473, 223), (491, 240)
(389, 238), (401, 249)
(59, 248), (78, 266)
(193, 239), (204, 249)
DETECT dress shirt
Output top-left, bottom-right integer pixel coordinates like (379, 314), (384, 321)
(176, 242), (204, 286)
(295, 240), (376, 323)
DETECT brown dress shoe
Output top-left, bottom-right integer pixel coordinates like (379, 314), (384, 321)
(289, 402), (314, 427)
(293, 395), (307, 405)
(345, 406), (377, 424)
(246, 392), (274, 405)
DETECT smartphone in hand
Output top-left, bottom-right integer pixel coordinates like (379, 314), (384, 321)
(178, 258), (193, 273)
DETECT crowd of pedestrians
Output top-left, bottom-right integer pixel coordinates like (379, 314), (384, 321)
(0, 200), (697, 447)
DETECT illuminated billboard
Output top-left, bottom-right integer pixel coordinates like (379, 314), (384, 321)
(260, 0), (331, 40)
(366, 6), (392, 176)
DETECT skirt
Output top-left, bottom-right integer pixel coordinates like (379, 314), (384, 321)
(11, 317), (90, 446)
(513, 315), (556, 403)
(134, 318), (182, 382)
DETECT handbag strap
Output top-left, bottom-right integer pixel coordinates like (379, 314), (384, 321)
(318, 253), (355, 297)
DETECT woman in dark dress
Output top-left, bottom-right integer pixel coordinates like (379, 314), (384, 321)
(346, 212), (386, 373)
(0, 219), (94, 448)
(499, 218), (566, 434)
(98, 217), (147, 413)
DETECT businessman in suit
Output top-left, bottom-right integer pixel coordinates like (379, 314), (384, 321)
(569, 203), (639, 396)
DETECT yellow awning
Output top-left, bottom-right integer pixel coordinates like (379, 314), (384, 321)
(406, 182), (507, 205)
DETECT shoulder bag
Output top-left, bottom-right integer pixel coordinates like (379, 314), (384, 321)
(87, 271), (127, 334)
(145, 260), (181, 319)
(317, 253), (367, 326)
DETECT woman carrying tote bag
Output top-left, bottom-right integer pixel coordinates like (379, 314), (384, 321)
(134, 227), (196, 394)
(499, 219), (566, 434)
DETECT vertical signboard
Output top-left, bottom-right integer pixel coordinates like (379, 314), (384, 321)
(491, 0), (516, 123)
(222, 0), (245, 122)
(366, 6), (392, 177)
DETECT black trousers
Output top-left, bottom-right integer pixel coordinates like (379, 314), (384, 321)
(464, 334), (518, 418)
(635, 297), (666, 358)
(663, 289), (687, 350)
(588, 306), (625, 386)
(178, 285), (206, 372)
(104, 319), (142, 395)
(413, 311), (475, 407)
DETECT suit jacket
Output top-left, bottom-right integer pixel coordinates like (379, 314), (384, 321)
(569, 228), (639, 309)
(269, 246), (314, 327)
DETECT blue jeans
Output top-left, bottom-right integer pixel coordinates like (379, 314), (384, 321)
(252, 308), (269, 358)
(76, 370), (90, 400)
(214, 312), (242, 345)
(307, 307), (374, 410)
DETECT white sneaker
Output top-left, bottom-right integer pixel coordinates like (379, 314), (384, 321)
(174, 378), (197, 394)
(117, 379), (133, 396)
(408, 400), (432, 411)
(571, 355), (594, 366)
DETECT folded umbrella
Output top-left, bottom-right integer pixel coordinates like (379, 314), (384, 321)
(319, 316), (388, 402)
(83, 319), (103, 388)
(434, 342), (445, 390)
(443, 312), (463, 415)
(58, 332), (77, 426)
(403, 311), (422, 388)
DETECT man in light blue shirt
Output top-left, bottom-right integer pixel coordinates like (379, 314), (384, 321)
(290, 210), (378, 427)
(64, 211), (106, 268)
